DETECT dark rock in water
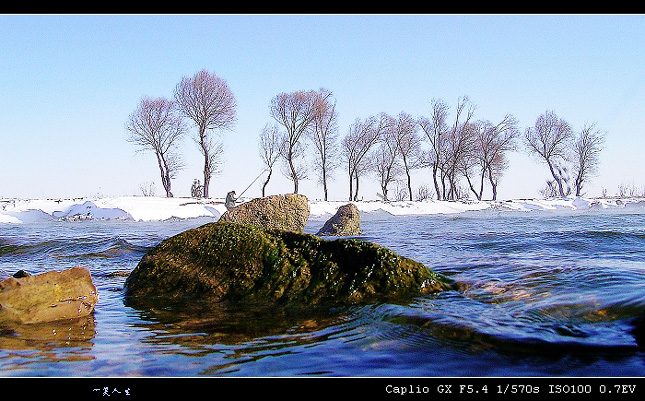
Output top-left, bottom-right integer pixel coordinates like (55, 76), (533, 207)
(12, 270), (31, 278)
(218, 193), (309, 233)
(630, 312), (645, 347)
(0, 266), (98, 325)
(317, 203), (362, 236)
(124, 221), (455, 308)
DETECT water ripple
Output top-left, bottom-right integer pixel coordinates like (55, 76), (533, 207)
(2, 210), (645, 375)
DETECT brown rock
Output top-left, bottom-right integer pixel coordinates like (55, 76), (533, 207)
(218, 193), (310, 233)
(316, 203), (363, 236)
(0, 266), (98, 325)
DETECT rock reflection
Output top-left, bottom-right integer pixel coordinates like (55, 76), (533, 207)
(129, 302), (352, 352)
(0, 315), (96, 362)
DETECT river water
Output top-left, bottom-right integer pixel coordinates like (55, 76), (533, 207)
(1, 206), (645, 377)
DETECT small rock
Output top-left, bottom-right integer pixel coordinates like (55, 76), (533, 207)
(12, 270), (31, 278)
(218, 193), (310, 233)
(0, 266), (98, 325)
(317, 203), (362, 236)
(106, 271), (131, 278)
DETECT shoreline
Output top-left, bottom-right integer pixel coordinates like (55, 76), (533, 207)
(2, 195), (645, 224)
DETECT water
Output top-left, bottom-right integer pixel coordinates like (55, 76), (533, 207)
(1, 207), (645, 377)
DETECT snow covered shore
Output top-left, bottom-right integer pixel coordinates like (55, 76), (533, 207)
(1, 195), (644, 224)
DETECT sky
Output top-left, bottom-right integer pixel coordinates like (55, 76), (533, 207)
(1, 14), (644, 201)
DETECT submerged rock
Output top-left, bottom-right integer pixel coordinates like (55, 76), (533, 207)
(124, 221), (454, 308)
(630, 312), (645, 347)
(317, 203), (362, 236)
(0, 267), (98, 325)
(218, 193), (309, 233)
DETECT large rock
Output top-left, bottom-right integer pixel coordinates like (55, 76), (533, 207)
(0, 267), (98, 325)
(124, 221), (454, 307)
(218, 193), (309, 233)
(317, 203), (362, 236)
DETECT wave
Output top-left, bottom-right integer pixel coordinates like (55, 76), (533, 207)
(0, 236), (151, 261)
(374, 295), (644, 357)
(78, 237), (152, 259)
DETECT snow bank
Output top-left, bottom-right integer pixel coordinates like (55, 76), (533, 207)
(309, 197), (645, 218)
(93, 197), (227, 221)
(0, 197), (227, 223)
(308, 199), (490, 217)
(1, 196), (644, 224)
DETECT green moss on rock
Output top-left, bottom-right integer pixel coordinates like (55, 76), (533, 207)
(124, 221), (455, 307)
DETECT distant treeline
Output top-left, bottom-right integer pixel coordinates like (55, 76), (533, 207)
(125, 70), (606, 201)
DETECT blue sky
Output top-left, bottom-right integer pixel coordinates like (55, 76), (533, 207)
(1, 14), (644, 201)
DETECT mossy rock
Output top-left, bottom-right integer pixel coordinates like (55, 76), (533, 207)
(124, 221), (455, 308)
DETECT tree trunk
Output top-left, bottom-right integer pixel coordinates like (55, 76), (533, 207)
(547, 161), (565, 197)
(574, 170), (583, 197)
(478, 169), (486, 201)
(261, 168), (273, 197)
(288, 151), (298, 194)
(156, 153), (172, 198)
(162, 164), (173, 198)
(487, 166), (498, 201)
(203, 163), (210, 198)
(322, 168), (328, 201)
(441, 170), (448, 200)
(432, 165), (441, 201)
(348, 167), (354, 201)
(448, 171), (457, 200)
(465, 174), (480, 201)
(406, 169), (413, 201)
(353, 172), (360, 201)
(199, 126), (211, 198)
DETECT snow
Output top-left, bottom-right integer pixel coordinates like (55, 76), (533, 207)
(1, 195), (644, 224)
(0, 197), (227, 223)
(308, 199), (490, 217)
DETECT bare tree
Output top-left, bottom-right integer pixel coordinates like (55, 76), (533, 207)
(457, 121), (483, 200)
(524, 110), (574, 197)
(394, 181), (410, 201)
(416, 183), (435, 201)
(486, 150), (511, 201)
(572, 122), (606, 196)
(390, 112), (423, 201)
(463, 115), (519, 200)
(258, 123), (282, 197)
(139, 181), (156, 197)
(342, 114), (388, 201)
(419, 96), (475, 200)
(418, 99), (450, 200)
(484, 115), (519, 200)
(126, 97), (186, 198)
(371, 126), (403, 202)
(443, 96), (476, 200)
(174, 69), (237, 198)
(270, 89), (326, 193)
(309, 88), (340, 201)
